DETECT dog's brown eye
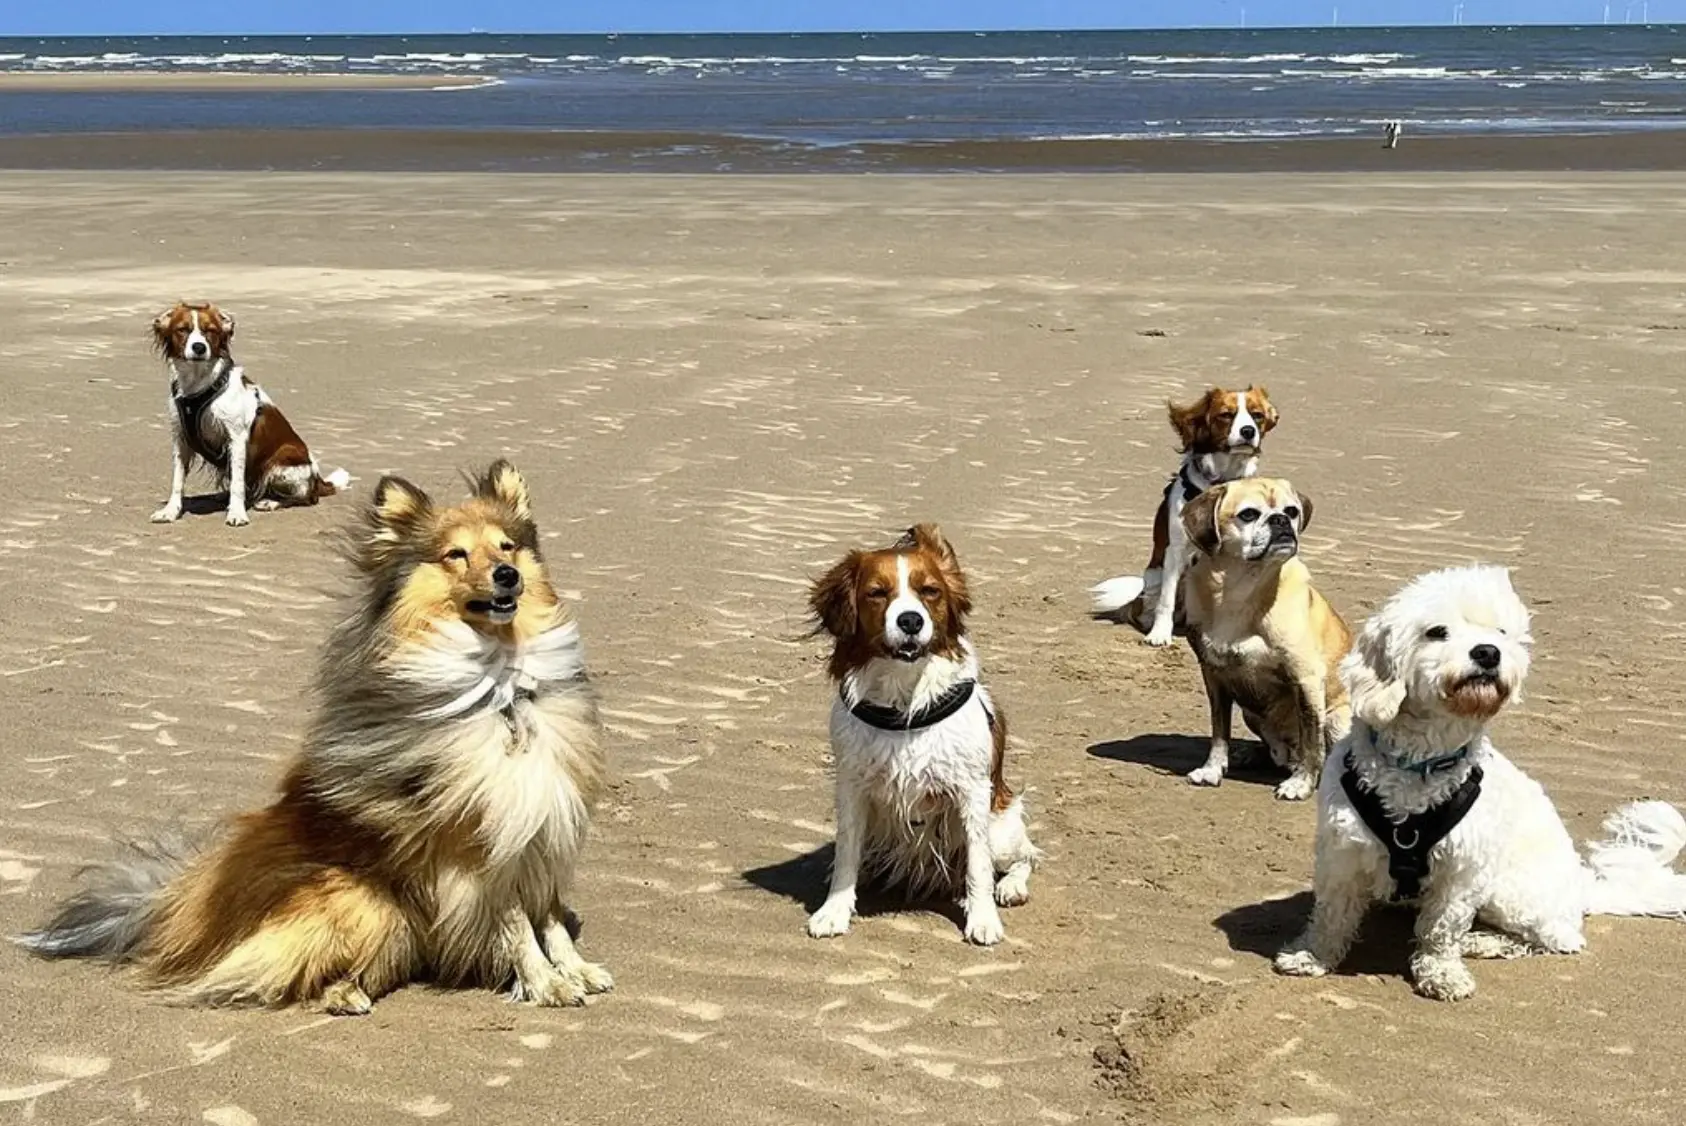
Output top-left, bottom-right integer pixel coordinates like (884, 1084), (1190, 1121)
(1425, 626), (1449, 641)
(444, 547), (469, 563)
(918, 585), (942, 599)
(866, 587), (890, 600)
(1237, 508), (1261, 524)
(499, 541), (515, 552)
(1215, 413), (1235, 425)
(1283, 506), (1300, 522)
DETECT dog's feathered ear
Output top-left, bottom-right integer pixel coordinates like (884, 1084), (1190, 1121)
(150, 308), (174, 352)
(1341, 614), (1406, 728)
(1167, 390), (1216, 453)
(904, 522), (971, 617)
(1251, 385), (1280, 432)
(215, 307), (235, 337)
(1179, 484), (1226, 557)
(353, 475), (434, 569)
(473, 459), (531, 520)
(809, 552), (863, 639)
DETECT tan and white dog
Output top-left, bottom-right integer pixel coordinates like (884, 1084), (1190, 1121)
(1092, 386), (1279, 646)
(150, 301), (349, 527)
(805, 525), (1039, 946)
(1179, 477), (1352, 801)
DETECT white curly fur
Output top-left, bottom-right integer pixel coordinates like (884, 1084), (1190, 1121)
(1275, 564), (1686, 1001)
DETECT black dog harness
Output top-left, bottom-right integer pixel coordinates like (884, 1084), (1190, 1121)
(171, 365), (258, 474)
(846, 679), (993, 733)
(1164, 464), (1208, 505)
(1340, 747), (1483, 901)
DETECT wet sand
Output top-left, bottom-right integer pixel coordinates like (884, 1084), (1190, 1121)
(1, 127), (1685, 173)
(1, 171), (1684, 1124)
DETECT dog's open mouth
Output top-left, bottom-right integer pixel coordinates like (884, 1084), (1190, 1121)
(891, 641), (924, 662)
(467, 593), (520, 622)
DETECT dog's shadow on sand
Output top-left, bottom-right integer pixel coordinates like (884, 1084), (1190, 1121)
(1087, 733), (1284, 788)
(1215, 892), (1420, 979)
(743, 845), (967, 930)
(176, 492), (235, 517)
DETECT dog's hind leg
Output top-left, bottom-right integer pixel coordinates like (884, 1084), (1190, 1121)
(987, 797), (1038, 908)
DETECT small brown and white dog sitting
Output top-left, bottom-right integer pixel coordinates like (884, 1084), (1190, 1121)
(1179, 477), (1352, 801)
(1092, 386), (1279, 647)
(150, 301), (349, 527)
(805, 525), (1039, 946)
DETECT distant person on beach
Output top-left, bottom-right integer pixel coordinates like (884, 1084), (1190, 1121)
(1384, 121), (1402, 149)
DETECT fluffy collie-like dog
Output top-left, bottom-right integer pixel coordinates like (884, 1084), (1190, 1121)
(18, 461), (612, 1012)
(150, 300), (349, 527)
(805, 524), (1039, 946)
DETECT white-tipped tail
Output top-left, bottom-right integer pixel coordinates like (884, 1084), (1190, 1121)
(1090, 575), (1146, 615)
(323, 467), (352, 491)
(1583, 800), (1686, 918)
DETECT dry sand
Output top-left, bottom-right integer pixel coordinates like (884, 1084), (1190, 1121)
(0, 170), (1684, 1125)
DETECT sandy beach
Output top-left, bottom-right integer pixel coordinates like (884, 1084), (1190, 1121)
(1, 169), (1684, 1125)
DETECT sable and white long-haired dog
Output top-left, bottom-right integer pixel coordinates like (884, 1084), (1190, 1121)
(1275, 565), (1686, 1001)
(18, 461), (613, 1012)
(1091, 386), (1278, 647)
(150, 300), (349, 527)
(805, 524), (1039, 946)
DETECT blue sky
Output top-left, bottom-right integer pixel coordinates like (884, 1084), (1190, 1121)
(6, 1), (1680, 36)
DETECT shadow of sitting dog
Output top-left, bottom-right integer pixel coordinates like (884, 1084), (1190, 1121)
(742, 843), (966, 930)
(1214, 891), (1422, 980)
(1087, 733), (1285, 788)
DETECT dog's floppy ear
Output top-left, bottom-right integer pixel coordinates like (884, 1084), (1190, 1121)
(150, 308), (174, 352)
(904, 522), (971, 617)
(1251, 385), (1280, 433)
(1293, 489), (1313, 534)
(215, 307), (235, 337)
(808, 551), (863, 639)
(1179, 484), (1226, 557)
(1341, 614), (1406, 728)
(1167, 390), (1216, 453)
(473, 459), (532, 520)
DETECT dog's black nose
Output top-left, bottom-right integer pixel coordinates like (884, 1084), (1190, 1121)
(492, 563), (521, 588)
(188, 341), (208, 357)
(1470, 644), (1501, 671)
(895, 611), (925, 636)
(1267, 512), (1293, 530)
(1239, 424), (1258, 443)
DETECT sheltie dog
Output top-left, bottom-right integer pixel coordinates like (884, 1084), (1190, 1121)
(17, 460), (612, 1012)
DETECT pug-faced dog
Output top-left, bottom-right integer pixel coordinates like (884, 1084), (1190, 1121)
(1178, 478), (1353, 800)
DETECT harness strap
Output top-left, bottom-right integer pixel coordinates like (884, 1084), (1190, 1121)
(172, 366), (260, 474)
(1340, 749), (1483, 901)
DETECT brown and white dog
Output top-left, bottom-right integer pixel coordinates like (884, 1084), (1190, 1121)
(1091, 386), (1279, 646)
(806, 524), (1039, 945)
(150, 301), (349, 527)
(1179, 477), (1351, 800)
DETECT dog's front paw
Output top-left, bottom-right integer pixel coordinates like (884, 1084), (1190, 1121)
(225, 510), (251, 528)
(575, 961), (615, 995)
(319, 980), (374, 1016)
(150, 503), (183, 523)
(994, 867), (1031, 907)
(1274, 771), (1317, 801)
(1273, 948), (1331, 977)
(963, 906), (1006, 946)
(807, 898), (854, 939)
(1187, 763), (1225, 787)
(1412, 957), (1477, 1002)
(511, 968), (588, 1008)
(1143, 623), (1176, 648)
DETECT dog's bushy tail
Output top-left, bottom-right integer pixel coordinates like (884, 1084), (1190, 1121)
(1090, 575), (1146, 616)
(312, 465), (352, 499)
(1583, 801), (1686, 918)
(12, 836), (194, 961)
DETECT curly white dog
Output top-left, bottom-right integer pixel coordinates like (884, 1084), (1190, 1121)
(1275, 564), (1686, 1001)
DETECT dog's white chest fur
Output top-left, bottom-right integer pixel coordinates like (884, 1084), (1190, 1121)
(387, 621), (600, 871)
(829, 691), (996, 816)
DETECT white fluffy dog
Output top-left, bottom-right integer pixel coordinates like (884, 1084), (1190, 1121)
(1275, 564), (1686, 1001)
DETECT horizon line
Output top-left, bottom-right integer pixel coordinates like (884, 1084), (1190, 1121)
(4, 20), (1684, 38)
